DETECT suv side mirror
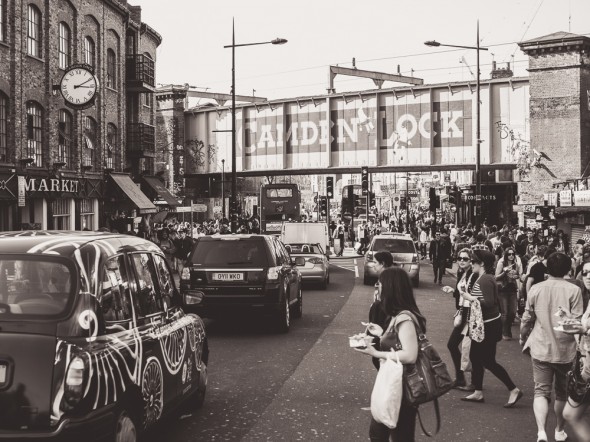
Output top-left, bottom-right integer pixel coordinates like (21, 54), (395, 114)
(293, 257), (305, 266)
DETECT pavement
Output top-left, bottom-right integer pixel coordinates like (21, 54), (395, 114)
(242, 257), (568, 442)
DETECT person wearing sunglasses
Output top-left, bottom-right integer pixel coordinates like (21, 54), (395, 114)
(495, 247), (523, 340)
(444, 248), (477, 391)
(459, 249), (522, 407)
(520, 252), (583, 442)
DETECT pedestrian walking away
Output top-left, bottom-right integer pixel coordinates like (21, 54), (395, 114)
(459, 249), (523, 407)
(495, 246), (523, 340)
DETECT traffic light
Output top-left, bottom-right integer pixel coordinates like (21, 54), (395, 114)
(361, 166), (369, 195)
(326, 176), (334, 199)
(429, 187), (437, 212)
(319, 196), (328, 216)
(369, 191), (376, 207)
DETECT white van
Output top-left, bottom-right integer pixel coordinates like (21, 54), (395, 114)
(281, 222), (329, 253)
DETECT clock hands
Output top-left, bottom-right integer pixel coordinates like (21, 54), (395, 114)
(74, 78), (94, 89)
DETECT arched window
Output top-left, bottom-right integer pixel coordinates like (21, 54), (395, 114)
(0, 92), (7, 162)
(26, 101), (43, 166)
(83, 116), (97, 170)
(0, 0), (6, 42)
(84, 36), (95, 68)
(106, 123), (117, 170)
(27, 4), (42, 57)
(106, 49), (116, 89)
(58, 22), (71, 69)
(58, 110), (72, 167)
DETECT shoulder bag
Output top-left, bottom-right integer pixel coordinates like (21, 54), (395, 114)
(567, 337), (590, 405)
(388, 310), (454, 437)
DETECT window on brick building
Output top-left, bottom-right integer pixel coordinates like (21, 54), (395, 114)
(84, 36), (95, 68)
(84, 116), (97, 170)
(58, 110), (72, 168)
(26, 101), (43, 167)
(58, 22), (71, 69)
(0, 92), (7, 162)
(27, 4), (42, 58)
(0, 0), (6, 42)
(106, 123), (117, 170)
(107, 49), (116, 89)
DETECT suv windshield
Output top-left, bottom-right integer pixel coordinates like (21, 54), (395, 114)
(0, 257), (74, 316)
(191, 239), (269, 267)
(372, 238), (415, 254)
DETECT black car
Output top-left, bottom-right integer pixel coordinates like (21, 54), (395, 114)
(0, 232), (208, 442)
(179, 234), (304, 332)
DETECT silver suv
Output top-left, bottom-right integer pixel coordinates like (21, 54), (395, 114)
(363, 232), (420, 287)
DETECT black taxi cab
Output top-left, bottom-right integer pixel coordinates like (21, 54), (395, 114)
(0, 231), (208, 441)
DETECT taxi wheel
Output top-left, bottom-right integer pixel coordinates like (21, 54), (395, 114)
(114, 410), (137, 442)
(292, 287), (303, 319)
(190, 361), (208, 409)
(275, 292), (290, 333)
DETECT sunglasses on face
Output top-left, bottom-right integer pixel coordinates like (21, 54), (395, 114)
(507, 253), (515, 256)
(458, 257), (470, 262)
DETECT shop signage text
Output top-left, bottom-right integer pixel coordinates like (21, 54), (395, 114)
(574, 190), (590, 207)
(25, 177), (80, 193)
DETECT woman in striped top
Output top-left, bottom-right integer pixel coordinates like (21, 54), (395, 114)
(459, 249), (523, 407)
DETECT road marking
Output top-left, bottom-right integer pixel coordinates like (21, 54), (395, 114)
(355, 264), (359, 278)
(331, 259), (356, 273)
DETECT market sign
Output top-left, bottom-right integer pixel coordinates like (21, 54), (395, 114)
(574, 190), (590, 207)
(25, 177), (80, 194)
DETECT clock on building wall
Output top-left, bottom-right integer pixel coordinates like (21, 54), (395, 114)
(59, 64), (100, 109)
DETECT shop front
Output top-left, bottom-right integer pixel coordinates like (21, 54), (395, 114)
(18, 172), (102, 231)
(0, 171), (19, 231)
(105, 172), (157, 233)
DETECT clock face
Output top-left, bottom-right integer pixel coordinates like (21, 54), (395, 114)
(60, 67), (99, 107)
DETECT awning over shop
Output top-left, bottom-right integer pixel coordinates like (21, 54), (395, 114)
(108, 173), (157, 214)
(152, 210), (169, 224)
(141, 176), (180, 207)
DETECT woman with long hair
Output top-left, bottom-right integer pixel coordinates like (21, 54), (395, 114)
(460, 249), (522, 406)
(357, 267), (426, 442)
(445, 248), (477, 390)
(495, 246), (523, 340)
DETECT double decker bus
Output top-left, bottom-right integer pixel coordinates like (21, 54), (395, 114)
(260, 183), (301, 234)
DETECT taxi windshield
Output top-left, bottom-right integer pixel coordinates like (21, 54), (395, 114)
(0, 257), (75, 317)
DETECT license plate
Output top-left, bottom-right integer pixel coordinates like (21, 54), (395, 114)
(0, 364), (6, 383)
(213, 272), (243, 281)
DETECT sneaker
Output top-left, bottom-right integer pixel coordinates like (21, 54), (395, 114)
(555, 430), (568, 441)
(537, 431), (548, 442)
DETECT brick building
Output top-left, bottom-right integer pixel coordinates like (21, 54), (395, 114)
(0, 0), (175, 232)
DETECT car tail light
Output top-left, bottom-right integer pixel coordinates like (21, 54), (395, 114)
(267, 266), (281, 281)
(366, 252), (374, 261)
(64, 356), (88, 407)
(307, 257), (323, 264)
(412, 254), (418, 263)
(181, 267), (191, 280)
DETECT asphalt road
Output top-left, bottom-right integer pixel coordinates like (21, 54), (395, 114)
(145, 259), (582, 442)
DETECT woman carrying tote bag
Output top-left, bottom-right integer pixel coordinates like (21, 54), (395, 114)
(356, 267), (426, 442)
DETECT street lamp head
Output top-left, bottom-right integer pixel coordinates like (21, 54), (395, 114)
(271, 38), (288, 45)
(424, 40), (440, 47)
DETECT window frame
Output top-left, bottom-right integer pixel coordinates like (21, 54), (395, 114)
(84, 36), (95, 69)
(83, 116), (97, 169)
(128, 252), (165, 319)
(101, 254), (135, 326)
(0, 0), (5, 43)
(106, 49), (117, 89)
(106, 123), (117, 170)
(58, 109), (72, 167)
(27, 4), (42, 58)
(58, 22), (71, 69)
(26, 101), (43, 167)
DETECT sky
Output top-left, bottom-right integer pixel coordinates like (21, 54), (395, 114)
(137, 0), (590, 103)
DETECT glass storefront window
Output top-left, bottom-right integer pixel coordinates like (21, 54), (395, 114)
(52, 199), (70, 230)
(80, 198), (94, 231)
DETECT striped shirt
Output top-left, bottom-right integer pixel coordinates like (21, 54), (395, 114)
(471, 274), (501, 320)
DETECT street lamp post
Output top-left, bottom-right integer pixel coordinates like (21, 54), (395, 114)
(425, 21), (488, 230)
(221, 159), (225, 220)
(224, 20), (287, 233)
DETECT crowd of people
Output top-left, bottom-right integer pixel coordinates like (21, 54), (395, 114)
(355, 218), (590, 442)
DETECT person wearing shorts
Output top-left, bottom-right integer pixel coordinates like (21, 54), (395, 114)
(520, 252), (583, 442)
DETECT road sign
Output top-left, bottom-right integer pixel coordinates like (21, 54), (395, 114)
(191, 203), (207, 212)
(392, 193), (401, 207)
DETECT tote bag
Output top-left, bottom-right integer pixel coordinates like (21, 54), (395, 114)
(370, 352), (403, 429)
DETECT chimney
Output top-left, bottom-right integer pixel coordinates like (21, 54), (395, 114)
(491, 62), (513, 79)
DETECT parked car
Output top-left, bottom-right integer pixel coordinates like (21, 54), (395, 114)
(0, 231), (208, 442)
(180, 234), (304, 332)
(363, 232), (420, 286)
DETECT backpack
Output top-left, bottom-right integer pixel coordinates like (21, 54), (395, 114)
(382, 310), (453, 436)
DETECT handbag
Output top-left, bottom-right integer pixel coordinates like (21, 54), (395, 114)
(453, 309), (463, 328)
(370, 351), (403, 429)
(389, 311), (454, 437)
(567, 342), (590, 405)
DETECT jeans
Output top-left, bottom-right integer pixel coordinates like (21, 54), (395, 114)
(432, 259), (446, 282)
(469, 317), (516, 391)
(447, 309), (469, 378)
(498, 289), (517, 338)
(419, 243), (427, 258)
(369, 403), (417, 442)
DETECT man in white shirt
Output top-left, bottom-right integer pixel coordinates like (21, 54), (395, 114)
(357, 221), (366, 254)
